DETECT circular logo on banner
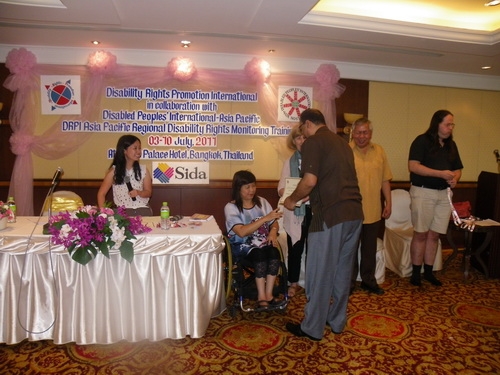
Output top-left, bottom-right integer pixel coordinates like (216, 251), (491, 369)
(45, 80), (78, 110)
(279, 87), (311, 121)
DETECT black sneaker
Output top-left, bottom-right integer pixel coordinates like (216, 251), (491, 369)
(424, 273), (442, 286)
(410, 276), (421, 286)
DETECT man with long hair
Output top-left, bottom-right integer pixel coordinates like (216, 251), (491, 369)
(408, 109), (463, 287)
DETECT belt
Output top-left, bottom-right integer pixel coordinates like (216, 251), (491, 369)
(418, 185), (448, 190)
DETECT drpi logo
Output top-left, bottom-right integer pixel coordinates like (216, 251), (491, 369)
(45, 80), (78, 111)
(279, 87), (311, 121)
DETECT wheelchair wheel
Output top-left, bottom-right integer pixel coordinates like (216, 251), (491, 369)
(222, 236), (233, 301)
(223, 236), (289, 315)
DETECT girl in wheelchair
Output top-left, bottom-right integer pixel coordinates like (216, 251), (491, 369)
(224, 170), (285, 311)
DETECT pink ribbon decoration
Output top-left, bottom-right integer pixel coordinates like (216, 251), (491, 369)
(87, 51), (117, 75)
(5, 47), (37, 74)
(244, 57), (271, 85)
(314, 64), (345, 101)
(10, 131), (35, 156)
(166, 57), (197, 81)
(4, 47), (38, 91)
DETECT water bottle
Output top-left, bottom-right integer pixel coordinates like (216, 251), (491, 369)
(7, 196), (16, 223)
(160, 202), (170, 230)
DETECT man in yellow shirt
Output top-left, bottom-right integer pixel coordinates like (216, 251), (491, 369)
(350, 118), (392, 295)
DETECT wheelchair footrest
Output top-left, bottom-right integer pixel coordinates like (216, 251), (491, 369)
(242, 299), (288, 312)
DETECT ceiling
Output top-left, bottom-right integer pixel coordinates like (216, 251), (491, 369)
(0, 0), (499, 77)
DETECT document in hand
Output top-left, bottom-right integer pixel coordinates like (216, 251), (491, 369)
(475, 218), (500, 226)
(278, 177), (302, 207)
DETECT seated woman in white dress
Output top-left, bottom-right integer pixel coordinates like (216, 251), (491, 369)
(97, 134), (153, 216)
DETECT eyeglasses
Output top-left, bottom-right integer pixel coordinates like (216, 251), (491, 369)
(352, 130), (371, 136)
(444, 123), (455, 128)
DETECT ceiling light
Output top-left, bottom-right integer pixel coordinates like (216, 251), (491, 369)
(91, 40), (100, 45)
(181, 40), (191, 48)
(484, 0), (500, 6)
(481, 66), (492, 70)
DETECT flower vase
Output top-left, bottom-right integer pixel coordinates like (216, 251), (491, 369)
(0, 217), (7, 230)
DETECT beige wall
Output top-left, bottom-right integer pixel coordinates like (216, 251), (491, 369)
(369, 82), (500, 182)
(33, 81), (500, 182)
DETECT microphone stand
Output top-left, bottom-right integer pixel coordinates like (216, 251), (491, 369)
(47, 182), (57, 220)
(42, 167), (63, 233)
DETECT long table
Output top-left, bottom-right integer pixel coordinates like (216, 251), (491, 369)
(0, 216), (226, 344)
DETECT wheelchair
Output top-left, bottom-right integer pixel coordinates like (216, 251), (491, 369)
(222, 236), (289, 317)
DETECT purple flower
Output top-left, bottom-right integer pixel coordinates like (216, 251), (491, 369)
(48, 206), (151, 265)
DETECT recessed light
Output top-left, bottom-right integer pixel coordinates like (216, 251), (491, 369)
(181, 40), (191, 48)
(481, 66), (492, 70)
(485, 0), (500, 6)
(91, 40), (100, 45)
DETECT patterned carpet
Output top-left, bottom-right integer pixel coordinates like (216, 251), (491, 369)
(1, 253), (500, 375)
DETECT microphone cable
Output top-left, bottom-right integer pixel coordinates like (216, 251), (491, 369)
(16, 169), (63, 335)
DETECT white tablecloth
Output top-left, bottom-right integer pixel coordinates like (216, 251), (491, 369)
(0, 216), (226, 344)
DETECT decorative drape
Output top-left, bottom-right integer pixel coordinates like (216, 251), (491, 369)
(3, 48), (344, 215)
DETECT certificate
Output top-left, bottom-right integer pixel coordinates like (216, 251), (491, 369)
(475, 218), (500, 226)
(279, 177), (302, 207)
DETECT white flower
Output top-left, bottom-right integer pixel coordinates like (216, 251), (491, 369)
(109, 217), (126, 248)
(59, 223), (73, 239)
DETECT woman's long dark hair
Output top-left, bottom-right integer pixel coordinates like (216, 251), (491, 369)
(111, 134), (142, 185)
(231, 170), (261, 212)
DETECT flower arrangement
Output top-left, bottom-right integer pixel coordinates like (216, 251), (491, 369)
(48, 205), (152, 265)
(0, 201), (13, 220)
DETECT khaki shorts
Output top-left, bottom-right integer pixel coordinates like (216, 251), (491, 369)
(410, 185), (451, 234)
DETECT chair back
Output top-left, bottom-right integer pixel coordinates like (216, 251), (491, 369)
(43, 190), (84, 215)
(385, 189), (412, 230)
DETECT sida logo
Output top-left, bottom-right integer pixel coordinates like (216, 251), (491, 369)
(152, 162), (209, 185)
(278, 86), (312, 122)
(153, 162), (175, 183)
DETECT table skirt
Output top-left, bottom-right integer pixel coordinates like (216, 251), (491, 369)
(0, 218), (226, 344)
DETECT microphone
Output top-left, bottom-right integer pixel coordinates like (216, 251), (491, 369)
(124, 176), (136, 201)
(51, 167), (64, 188)
(494, 149), (500, 162)
(45, 167), (64, 224)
